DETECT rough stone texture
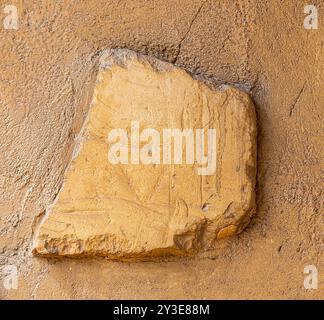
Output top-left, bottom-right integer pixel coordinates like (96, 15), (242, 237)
(0, 0), (323, 299)
(33, 49), (256, 259)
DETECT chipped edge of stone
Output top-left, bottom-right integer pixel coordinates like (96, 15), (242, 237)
(99, 48), (176, 73)
(98, 49), (237, 92)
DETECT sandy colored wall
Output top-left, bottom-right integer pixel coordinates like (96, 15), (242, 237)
(0, 0), (323, 299)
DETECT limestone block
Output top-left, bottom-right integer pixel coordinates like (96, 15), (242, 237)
(33, 49), (257, 260)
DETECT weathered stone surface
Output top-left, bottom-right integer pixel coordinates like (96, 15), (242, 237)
(33, 49), (257, 260)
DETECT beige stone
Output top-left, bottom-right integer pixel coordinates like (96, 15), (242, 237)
(33, 49), (257, 260)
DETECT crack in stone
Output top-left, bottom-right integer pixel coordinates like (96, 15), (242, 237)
(289, 83), (306, 116)
(173, 0), (208, 64)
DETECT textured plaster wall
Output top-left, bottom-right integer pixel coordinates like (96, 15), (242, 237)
(0, 0), (323, 299)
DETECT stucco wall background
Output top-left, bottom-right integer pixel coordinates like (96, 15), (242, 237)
(0, 0), (323, 299)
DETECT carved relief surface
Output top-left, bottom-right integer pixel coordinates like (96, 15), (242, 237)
(33, 49), (257, 260)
